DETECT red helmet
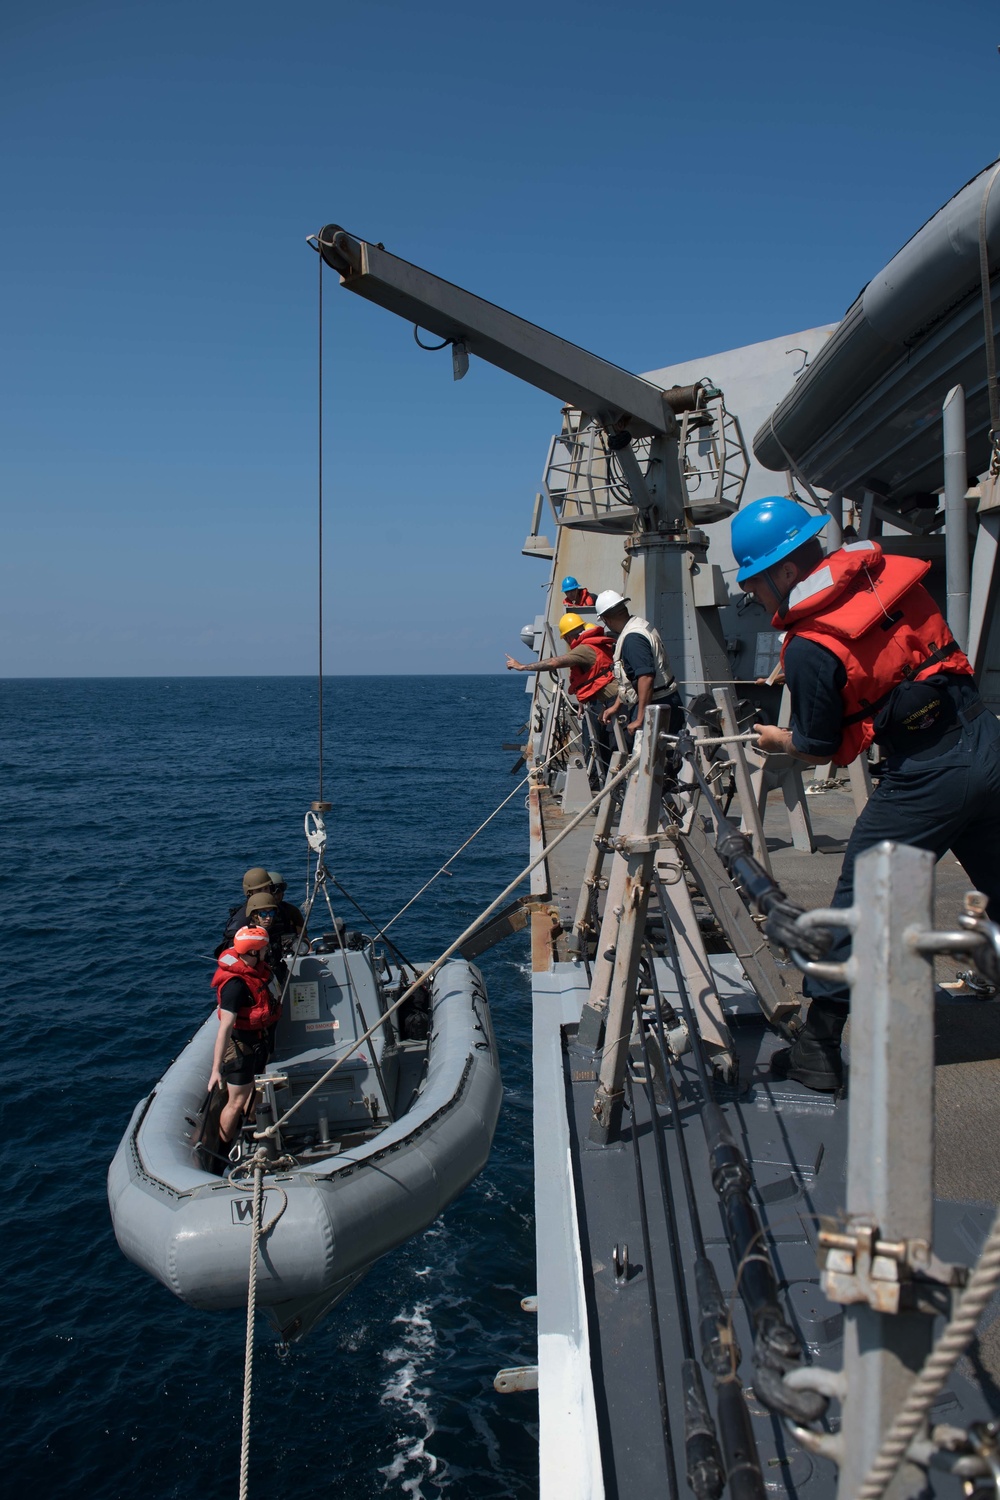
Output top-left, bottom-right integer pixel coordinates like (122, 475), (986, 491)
(233, 925), (270, 954)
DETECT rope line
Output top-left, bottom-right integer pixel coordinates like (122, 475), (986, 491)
(328, 876), (418, 976)
(378, 729), (583, 938)
(260, 750), (639, 1139)
(856, 1206), (1000, 1500)
(317, 242), (326, 803)
(238, 1153), (266, 1500)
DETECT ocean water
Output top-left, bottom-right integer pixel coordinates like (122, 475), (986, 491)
(2, 676), (539, 1500)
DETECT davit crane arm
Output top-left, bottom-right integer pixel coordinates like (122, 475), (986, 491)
(312, 224), (748, 694)
(314, 224), (708, 527)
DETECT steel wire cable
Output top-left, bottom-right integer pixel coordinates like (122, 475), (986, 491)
(624, 1065), (682, 1500)
(375, 730), (583, 938)
(262, 750), (639, 1137)
(317, 243), (326, 804)
(644, 971), (766, 1500)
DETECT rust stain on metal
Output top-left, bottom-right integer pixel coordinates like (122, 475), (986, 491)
(528, 783), (550, 900)
(531, 908), (554, 972)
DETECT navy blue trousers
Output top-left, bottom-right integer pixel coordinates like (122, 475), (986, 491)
(804, 696), (1000, 1007)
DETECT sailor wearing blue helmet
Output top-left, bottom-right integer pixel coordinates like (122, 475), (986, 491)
(561, 574), (596, 608)
(733, 495), (999, 1092)
(731, 495), (831, 587)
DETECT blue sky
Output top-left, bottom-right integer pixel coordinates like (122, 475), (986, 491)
(2, 0), (998, 675)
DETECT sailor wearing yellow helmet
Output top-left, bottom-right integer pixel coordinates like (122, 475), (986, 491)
(506, 612), (617, 769)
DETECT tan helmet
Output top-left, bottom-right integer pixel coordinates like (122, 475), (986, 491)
(246, 889), (279, 919)
(242, 866), (271, 896)
(558, 612), (585, 638)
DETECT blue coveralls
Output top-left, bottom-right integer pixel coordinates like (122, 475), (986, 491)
(804, 680), (1000, 1005)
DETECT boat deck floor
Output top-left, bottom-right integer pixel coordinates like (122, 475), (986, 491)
(536, 773), (1000, 1498)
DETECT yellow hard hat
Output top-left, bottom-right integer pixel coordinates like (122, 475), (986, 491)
(559, 612), (586, 638)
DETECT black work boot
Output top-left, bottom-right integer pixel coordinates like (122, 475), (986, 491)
(770, 999), (848, 1093)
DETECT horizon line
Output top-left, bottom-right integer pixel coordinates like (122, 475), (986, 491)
(0, 671), (518, 682)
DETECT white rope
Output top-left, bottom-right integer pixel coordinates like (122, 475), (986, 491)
(238, 1152), (266, 1500)
(378, 730), (583, 938)
(856, 1207), (1000, 1500)
(261, 748), (639, 1139)
(668, 731), (760, 749)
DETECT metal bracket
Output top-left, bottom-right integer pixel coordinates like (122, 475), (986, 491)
(611, 830), (676, 855)
(457, 894), (535, 960)
(819, 1220), (967, 1314)
(304, 809), (328, 854)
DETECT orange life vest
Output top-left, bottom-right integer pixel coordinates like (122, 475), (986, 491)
(778, 540), (974, 766)
(564, 588), (596, 608)
(568, 626), (616, 702)
(211, 950), (279, 1033)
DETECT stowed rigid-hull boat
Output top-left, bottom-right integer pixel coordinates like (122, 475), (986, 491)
(108, 946), (501, 1341)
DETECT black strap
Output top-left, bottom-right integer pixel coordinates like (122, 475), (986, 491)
(841, 642), (962, 727)
(960, 697), (986, 726)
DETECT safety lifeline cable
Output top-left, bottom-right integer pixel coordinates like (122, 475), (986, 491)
(261, 749), (639, 1138)
(376, 728), (583, 938)
(317, 236), (326, 806)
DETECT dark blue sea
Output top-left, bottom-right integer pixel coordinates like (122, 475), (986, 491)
(2, 676), (539, 1500)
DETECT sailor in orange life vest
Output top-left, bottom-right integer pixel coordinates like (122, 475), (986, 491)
(208, 925), (281, 1150)
(506, 613), (618, 768)
(734, 496), (1000, 1092)
(561, 575), (597, 609)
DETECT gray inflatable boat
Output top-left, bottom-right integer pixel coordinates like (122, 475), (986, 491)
(108, 947), (502, 1340)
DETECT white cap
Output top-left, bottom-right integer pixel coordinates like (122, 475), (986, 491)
(594, 589), (630, 615)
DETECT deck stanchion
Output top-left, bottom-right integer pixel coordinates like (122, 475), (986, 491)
(833, 843), (939, 1500)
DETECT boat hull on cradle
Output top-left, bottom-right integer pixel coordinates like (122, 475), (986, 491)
(753, 158), (1000, 502)
(108, 959), (502, 1329)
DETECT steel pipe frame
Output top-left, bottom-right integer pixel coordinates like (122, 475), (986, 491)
(943, 384), (971, 652)
(589, 706), (666, 1144)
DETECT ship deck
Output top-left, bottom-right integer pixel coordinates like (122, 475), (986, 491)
(531, 774), (1000, 1500)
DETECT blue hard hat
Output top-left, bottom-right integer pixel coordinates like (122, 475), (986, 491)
(731, 497), (829, 584)
(561, 575), (580, 591)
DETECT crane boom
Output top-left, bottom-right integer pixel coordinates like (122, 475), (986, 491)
(316, 225), (680, 440)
